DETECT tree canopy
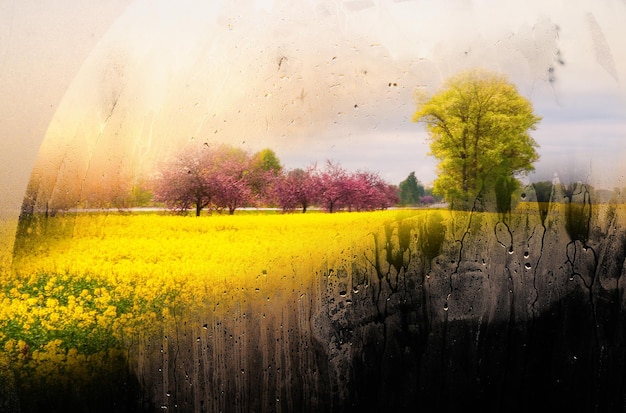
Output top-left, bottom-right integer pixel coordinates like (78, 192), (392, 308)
(412, 69), (541, 211)
(153, 144), (258, 216)
(153, 145), (398, 215)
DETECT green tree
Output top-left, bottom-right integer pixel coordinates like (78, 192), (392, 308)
(251, 148), (282, 175)
(129, 180), (154, 208)
(249, 148), (283, 201)
(412, 69), (540, 211)
(398, 172), (424, 205)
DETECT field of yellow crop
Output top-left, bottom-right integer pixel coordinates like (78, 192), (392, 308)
(0, 209), (427, 394)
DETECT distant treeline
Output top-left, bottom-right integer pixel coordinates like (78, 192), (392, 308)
(20, 141), (622, 219)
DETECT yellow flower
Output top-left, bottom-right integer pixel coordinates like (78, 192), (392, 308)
(46, 297), (58, 308)
(48, 312), (60, 324)
(3, 209), (437, 386)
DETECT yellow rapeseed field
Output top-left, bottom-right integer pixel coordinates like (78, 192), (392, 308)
(0, 209), (426, 388)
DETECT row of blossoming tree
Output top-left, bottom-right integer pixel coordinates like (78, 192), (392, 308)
(152, 144), (399, 215)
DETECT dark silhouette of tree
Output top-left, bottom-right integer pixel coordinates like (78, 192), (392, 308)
(495, 174), (517, 215)
(533, 181), (553, 204)
(399, 172), (425, 205)
(532, 180), (553, 223)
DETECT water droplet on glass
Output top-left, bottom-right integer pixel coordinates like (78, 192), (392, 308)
(524, 251), (530, 258)
(353, 286), (359, 294)
(339, 290), (347, 297)
(524, 263), (532, 270)
(508, 247), (514, 254)
(443, 302), (449, 311)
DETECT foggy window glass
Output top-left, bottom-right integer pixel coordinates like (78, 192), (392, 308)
(1, 1), (625, 412)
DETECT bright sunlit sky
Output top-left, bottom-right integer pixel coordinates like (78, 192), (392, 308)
(1, 0), (625, 219)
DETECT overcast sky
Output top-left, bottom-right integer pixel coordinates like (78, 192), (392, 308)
(1, 0), (625, 223)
